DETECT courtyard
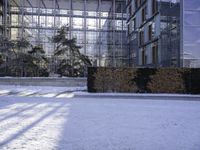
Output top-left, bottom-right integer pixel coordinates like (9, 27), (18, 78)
(0, 88), (200, 150)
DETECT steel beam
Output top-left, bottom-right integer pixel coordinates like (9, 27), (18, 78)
(37, 0), (41, 44)
(84, 0), (86, 56)
(55, 0), (59, 9)
(21, 0), (25, 38)
(41, 0), (47, 9)
(3, 0), (8, 37)
(98, 0), (101, 66)
(26, 0), (33, 8)
(112, 0), (116, 67)
(11, 0), (19, 8)
(69, 0), (72, 39)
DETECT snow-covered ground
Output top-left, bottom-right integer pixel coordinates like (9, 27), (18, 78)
(0, 85), (86, 98)
(0, 89), (200, 150)
(0, 85), (87, 93)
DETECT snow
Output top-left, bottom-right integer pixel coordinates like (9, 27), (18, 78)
(0, 85), (86, 98)
(0, 87), (200, 150)
(1, 85), (200, 100)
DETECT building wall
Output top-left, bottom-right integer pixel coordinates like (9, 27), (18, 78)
(127, 0), (163, 67)
(127, 0), (181, 68)
(2, 0), (200, 69)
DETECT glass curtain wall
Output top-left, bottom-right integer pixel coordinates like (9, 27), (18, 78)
(182, 0), (200, 67)
(3, 0), (127, 71)
(160, 0), (180, 67)
(126, 0), (180, 67)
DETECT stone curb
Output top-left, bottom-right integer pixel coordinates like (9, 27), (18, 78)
(74, 93), (200, 101)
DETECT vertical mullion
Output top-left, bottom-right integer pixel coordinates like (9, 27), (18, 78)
(21, 0), (25, 38)
(98, 0), (101, 67)
(4, 0), (8, 37)
(84, 0), (86, 56)
(112, 0), (116, 67)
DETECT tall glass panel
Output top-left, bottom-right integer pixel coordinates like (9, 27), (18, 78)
(183, 0), (200, 67)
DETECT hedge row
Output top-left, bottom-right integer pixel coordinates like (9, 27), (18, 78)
(87, 67), (200, 94)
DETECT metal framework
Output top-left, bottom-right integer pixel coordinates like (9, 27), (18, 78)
(1, 0), (129, 69)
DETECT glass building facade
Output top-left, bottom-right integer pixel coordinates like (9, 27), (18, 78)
(1, 0), (200, 70)
(182, 0), (200, 67)
(1, 0), (128, 69)
(127, 0), (200, 68)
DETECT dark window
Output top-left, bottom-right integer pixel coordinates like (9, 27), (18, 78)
(133, 18), (136, 31)
(152, 0), (158, 15)
(152, 42), (158, 64)
(139, 30), (144, 45)
(128, 23), (130, 35)
(129, 5), (132, 17)
(148, 24), (152, 41)
(142, 48), (146, 65)
(135, 0), (141, 9)
(142, 6), (147, 23)
(135, 0), (138, 9)
(142, 7), (146, 22)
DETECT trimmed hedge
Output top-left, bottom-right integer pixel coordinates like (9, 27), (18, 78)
(87, 67), (200, 94)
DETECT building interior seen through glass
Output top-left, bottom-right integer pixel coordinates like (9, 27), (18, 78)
(4, 0), (127, 68)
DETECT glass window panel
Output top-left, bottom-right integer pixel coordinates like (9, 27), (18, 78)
(101, 19), (107, 30)
(184, 0), (200, 10)
(86, 32), (97, 44)
(86, 0), (98, 11)
(86, 18), (97, 30)
(46, 9), (53, 14)
(11, 7), (19, 12)
(25, 8), (32, 13)
(87, 11), (97, 17)
(86, 44), (96, 56)
(115, 20), (123, 30)
(59, 17), (69, 27)
(184, 26), (200, 42)
(11, 28), (19, 40)
(60, 10), (68, 14)
(184, 11), (200, 26)
(101, 12), (109, 17)
(40, 16), (46, 27)
(47, 16), (54, 27)
(32, 16), (38, 27)
(183, 26), (200, 66)
(24, 15), (32, 27)
(101, 1), (112, 12)
(73, 10), (83, 16)
(72, 31), (84, 44)
(72, 18), (83, 29)
(24, 28), (32, 38)
(11, 15), (19, 26)
(40, 8), (46, 14)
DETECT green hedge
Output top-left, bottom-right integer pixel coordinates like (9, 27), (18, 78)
(87, 67), (200, 94)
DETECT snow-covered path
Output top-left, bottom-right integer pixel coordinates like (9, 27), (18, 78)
(0, 96), (200, 150)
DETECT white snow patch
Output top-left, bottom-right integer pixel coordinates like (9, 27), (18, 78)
(0, 85), (86, 99)
(0, 85), (86, 93)
(0, 96), (200, 150)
